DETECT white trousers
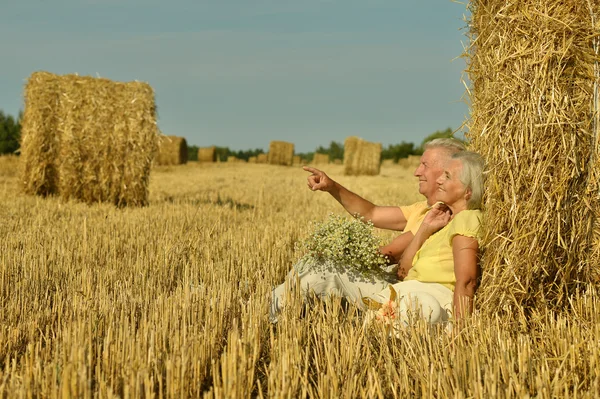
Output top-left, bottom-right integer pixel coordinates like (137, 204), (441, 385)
(270, 258), (397, 322)
(367, 280), (454, 325)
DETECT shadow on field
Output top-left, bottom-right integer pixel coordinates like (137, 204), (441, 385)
(159, 193), (254, 210)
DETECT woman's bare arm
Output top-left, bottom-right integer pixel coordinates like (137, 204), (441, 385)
(452, 235), (480, 321)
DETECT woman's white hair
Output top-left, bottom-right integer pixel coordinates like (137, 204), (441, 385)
(452, 151), (484, 210)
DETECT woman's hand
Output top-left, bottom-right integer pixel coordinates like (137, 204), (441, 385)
(421, 202), (452, 234)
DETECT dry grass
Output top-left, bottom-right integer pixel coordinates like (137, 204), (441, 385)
(0, 156), (598, 397)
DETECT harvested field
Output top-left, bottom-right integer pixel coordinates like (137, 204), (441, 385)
(0, 156), (598, 397)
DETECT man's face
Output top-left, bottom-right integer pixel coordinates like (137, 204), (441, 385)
(413, 148), (450, 203)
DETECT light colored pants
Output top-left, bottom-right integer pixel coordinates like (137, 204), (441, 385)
(270, 258), (397, 322)
(367, 280), (454, 325)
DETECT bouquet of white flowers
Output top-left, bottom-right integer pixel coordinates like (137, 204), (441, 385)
(295, 213), (389, 276)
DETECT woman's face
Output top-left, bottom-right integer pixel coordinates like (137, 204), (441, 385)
(435, 159), (469, 206)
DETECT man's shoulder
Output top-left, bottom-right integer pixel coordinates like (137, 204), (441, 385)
(401, 201), (429, 212)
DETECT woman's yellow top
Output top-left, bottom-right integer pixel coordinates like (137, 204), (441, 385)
(404, 210), (482, 291)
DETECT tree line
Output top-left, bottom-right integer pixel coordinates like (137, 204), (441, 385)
(0, 109), (460, 161)
(0, 110), (22, 155)
(187, 128), (459, 163)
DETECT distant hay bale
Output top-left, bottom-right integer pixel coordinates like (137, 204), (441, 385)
(198, 146), (216, 163)
(333, 159), (342, 165)
(268, 141), (294, 166)
(156, 136), (187, 165)
(381, 159), (395, 167)
(227, 156), (238, 163)
(343, 137), (381, 176)
(465, 0), (600, 315)
(20, 71), (159, 206)
(257, 153), (268, 164)
(248, 156), (257, 163)
(397, 155), (421, 169)
(292, 155), (301, 166)
(0, 154), (20, 178)
(312, 153), (329, 165)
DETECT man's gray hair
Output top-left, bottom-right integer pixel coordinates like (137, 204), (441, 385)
(452, 151), (484, 210)
(423, 138), (466, 154)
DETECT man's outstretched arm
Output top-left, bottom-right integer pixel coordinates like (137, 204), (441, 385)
(304, 166), (407, 231)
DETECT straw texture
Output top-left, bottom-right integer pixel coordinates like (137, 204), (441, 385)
(20, 71), (159, 206)
(343, 136), (382, 176)
(465, 0), (600, 315)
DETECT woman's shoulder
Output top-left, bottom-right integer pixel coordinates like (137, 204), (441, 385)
(448, 210), (482, 236)
(453, 209), (482, 222)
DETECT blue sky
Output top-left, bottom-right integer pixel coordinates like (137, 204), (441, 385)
(1, 1), (471, 152)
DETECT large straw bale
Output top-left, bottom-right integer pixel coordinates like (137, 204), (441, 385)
(343, 136), (381, 176)
(268, 141), (294, 166)
(20, 71), (159, 206)
(312, 153), (329, 165)
(465, 0), (600, 316)
(257, 153), (268, 164)
(198, 146), (216, 163)
(156, 136), (187, 165)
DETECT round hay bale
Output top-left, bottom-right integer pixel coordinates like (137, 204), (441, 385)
(268, 141), (294, 166)
(312, 153), (329, 165)
(198, 146), (216, 163)
(257, 153), (268, 164)
(20, 71), (159, 206)
(156, 136), (187, 166)
(343, 136), (381, 176)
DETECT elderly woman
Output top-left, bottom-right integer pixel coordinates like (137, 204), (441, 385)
(366, 150), (484, 326)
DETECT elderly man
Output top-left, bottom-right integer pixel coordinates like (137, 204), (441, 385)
(270, 138), (465, 321)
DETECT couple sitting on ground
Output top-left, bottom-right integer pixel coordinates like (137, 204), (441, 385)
(270, 138), (484, 327)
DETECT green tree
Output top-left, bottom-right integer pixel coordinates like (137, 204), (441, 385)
(233, 148), (265, 161)
(328, 141), (344, 162)
(187, 145), (199, 161)
(314, 141), (344, 162)
(215, 146), (230, 162)
(381, 141), (415, 162)
(0, 110), (22, 155)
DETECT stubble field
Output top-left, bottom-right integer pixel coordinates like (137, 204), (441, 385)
(0, 155), (598, 398)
